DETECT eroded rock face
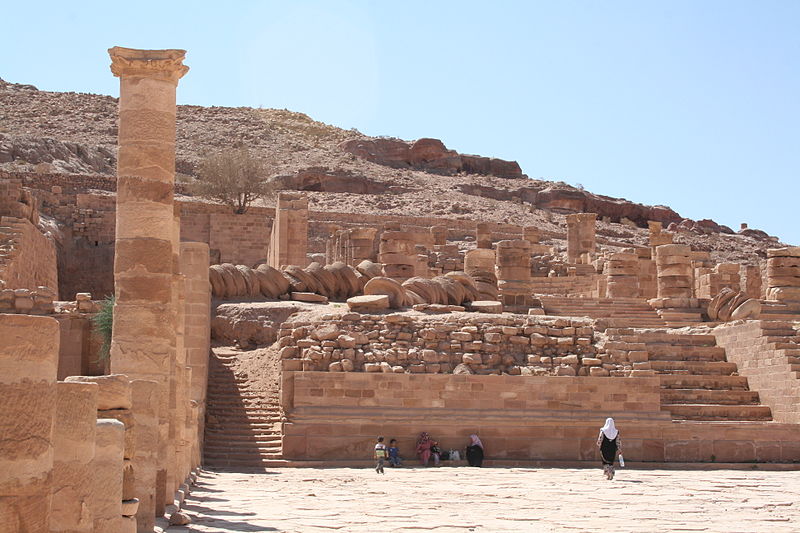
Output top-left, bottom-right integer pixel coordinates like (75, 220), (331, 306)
(211, 302), (306, 348)
(273, 167), (394, 195)
(0, 133), (115, 174)
(339, 137), (523, 179)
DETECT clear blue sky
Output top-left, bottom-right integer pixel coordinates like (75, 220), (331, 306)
(2, 1), (798, 244)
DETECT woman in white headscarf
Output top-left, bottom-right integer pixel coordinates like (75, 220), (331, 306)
(466, 434), (484, 467)
(596, 418), (621, 480)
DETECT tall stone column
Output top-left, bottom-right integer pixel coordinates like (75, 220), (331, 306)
(766, 247), (800, 302)
(464, 248), (498, 301)
(495, 239), (532, 307)
(268, 192), (309, 268)
(566, 213), (596, 264)
(655, 244), (692, 298)
(169, 206), (186, 497)
(108, 46), (188, 516)
(52, 381), (98, 533)
(742, 264), (762, 299)
(0, 314), (60, 533)
(606, 251), (639, 298)
(180, 242), (210, 470)
(378, 229), (417, 281)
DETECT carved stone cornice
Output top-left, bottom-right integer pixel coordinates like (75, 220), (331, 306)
(108, 46), (189, 84)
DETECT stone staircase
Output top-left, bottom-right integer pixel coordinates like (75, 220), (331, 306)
(758, 322), (800, 378)
(204, 348), (285, 468)
(637, 331), (772, 421)
(540, 296), (668, 328)
(759, 300), (800, 322)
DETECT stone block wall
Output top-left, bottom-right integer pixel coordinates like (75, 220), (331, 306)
(289, 373), (662, 413)
(0, 286), (56, 314)
(281, 371), (800, 463)
(208, 213), (271, 267)
(0, 216), (58, 294)
(278, 312), (625, 377)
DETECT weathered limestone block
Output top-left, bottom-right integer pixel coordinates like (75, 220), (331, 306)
(566, 213), (596, 264)
(0, 314), (59, 533)
(648, 220), (673, 247)
(92, 419), (125, 533)
(64, 373), (132, 410)
(52, 381), (98, 533)
(347, 294), (390, 311)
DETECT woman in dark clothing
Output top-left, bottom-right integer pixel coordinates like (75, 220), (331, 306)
(466, 434), (484, 467)
(596, 418), (621, 480)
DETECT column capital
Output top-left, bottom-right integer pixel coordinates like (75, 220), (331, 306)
(109, 46), (189, 84)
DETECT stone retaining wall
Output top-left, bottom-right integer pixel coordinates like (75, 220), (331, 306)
(281, 371), (800, 463)
(277, 312), (630, 377)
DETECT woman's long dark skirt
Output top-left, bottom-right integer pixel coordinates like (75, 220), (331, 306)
(600, 435), (618, 465)
(466, 445), (484, 467)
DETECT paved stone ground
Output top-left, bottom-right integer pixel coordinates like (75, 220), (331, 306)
(168, 466), (800, 532)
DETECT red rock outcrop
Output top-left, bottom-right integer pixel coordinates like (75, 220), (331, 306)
(339, 137), (524, 179)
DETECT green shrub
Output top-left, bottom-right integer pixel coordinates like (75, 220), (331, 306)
(91, 295), (115, 361)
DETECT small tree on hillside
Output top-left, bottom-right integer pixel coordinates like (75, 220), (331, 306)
(190, 148), (277, 214)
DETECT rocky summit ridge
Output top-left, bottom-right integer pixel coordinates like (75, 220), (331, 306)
(0, 78), (784, 262)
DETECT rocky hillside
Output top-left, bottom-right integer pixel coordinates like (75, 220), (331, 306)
(0, 78), (784, 262)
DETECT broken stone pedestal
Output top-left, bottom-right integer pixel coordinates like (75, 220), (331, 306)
(0, 314), (60, 533)
(52, 381), (99, 533)
(93, 419), (125, 533)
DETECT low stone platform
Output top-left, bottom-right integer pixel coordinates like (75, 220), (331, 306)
(171, 468), (800, 532)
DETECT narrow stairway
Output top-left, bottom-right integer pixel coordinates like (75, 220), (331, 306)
(204, 347), (285, 468)
(638, 331), (772, 421)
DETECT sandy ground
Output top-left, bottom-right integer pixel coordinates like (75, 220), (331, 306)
(167, 467), (800, 532)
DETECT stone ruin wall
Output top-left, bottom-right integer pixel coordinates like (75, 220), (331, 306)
(0, 179), (59, 295)
(277, 311), (635, 378)
(280, 368), (800, 463)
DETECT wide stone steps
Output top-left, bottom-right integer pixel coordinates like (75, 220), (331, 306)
(659, 375), (749, 390)
(632, 331), (775, 421)
(650, 361), (738, 375)
(636, 333), (717, 346)
(661, 389), (760, 405)
(539, 297), (668, 328)
(662, 404), (772, 421)
(646, 346), (727, 362)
